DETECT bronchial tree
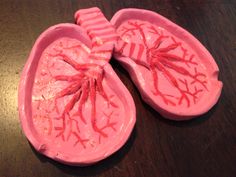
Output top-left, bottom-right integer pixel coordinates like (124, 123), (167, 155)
(47, 50), (118, 148)
(115, 20), (208, 107)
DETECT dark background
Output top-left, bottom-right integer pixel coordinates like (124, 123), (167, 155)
(0, 0), (236, 177)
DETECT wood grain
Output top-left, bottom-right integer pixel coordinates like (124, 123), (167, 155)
(0, 0), (236, 177)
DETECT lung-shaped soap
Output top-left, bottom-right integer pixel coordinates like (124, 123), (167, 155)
(111, 8), (222, 120)
(18, 8), (135, 166)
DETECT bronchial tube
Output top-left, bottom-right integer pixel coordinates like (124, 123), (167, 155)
(74, 7), (118, 62)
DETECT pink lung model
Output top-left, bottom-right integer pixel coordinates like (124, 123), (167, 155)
(18, 7), (223, 166)
(111, 8), (223, 120)
(18, 8), (135, 165)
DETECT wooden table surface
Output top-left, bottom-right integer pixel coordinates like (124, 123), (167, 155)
(0, 0), (236, 177)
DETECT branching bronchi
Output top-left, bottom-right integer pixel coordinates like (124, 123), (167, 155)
(117, 21), (208, 107)
(44, 48), (118, 148)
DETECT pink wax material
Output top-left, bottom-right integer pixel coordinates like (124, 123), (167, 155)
(112, 9), (222, 120)
(18, 6), (223, 167)
(18, 23), (135, 165)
